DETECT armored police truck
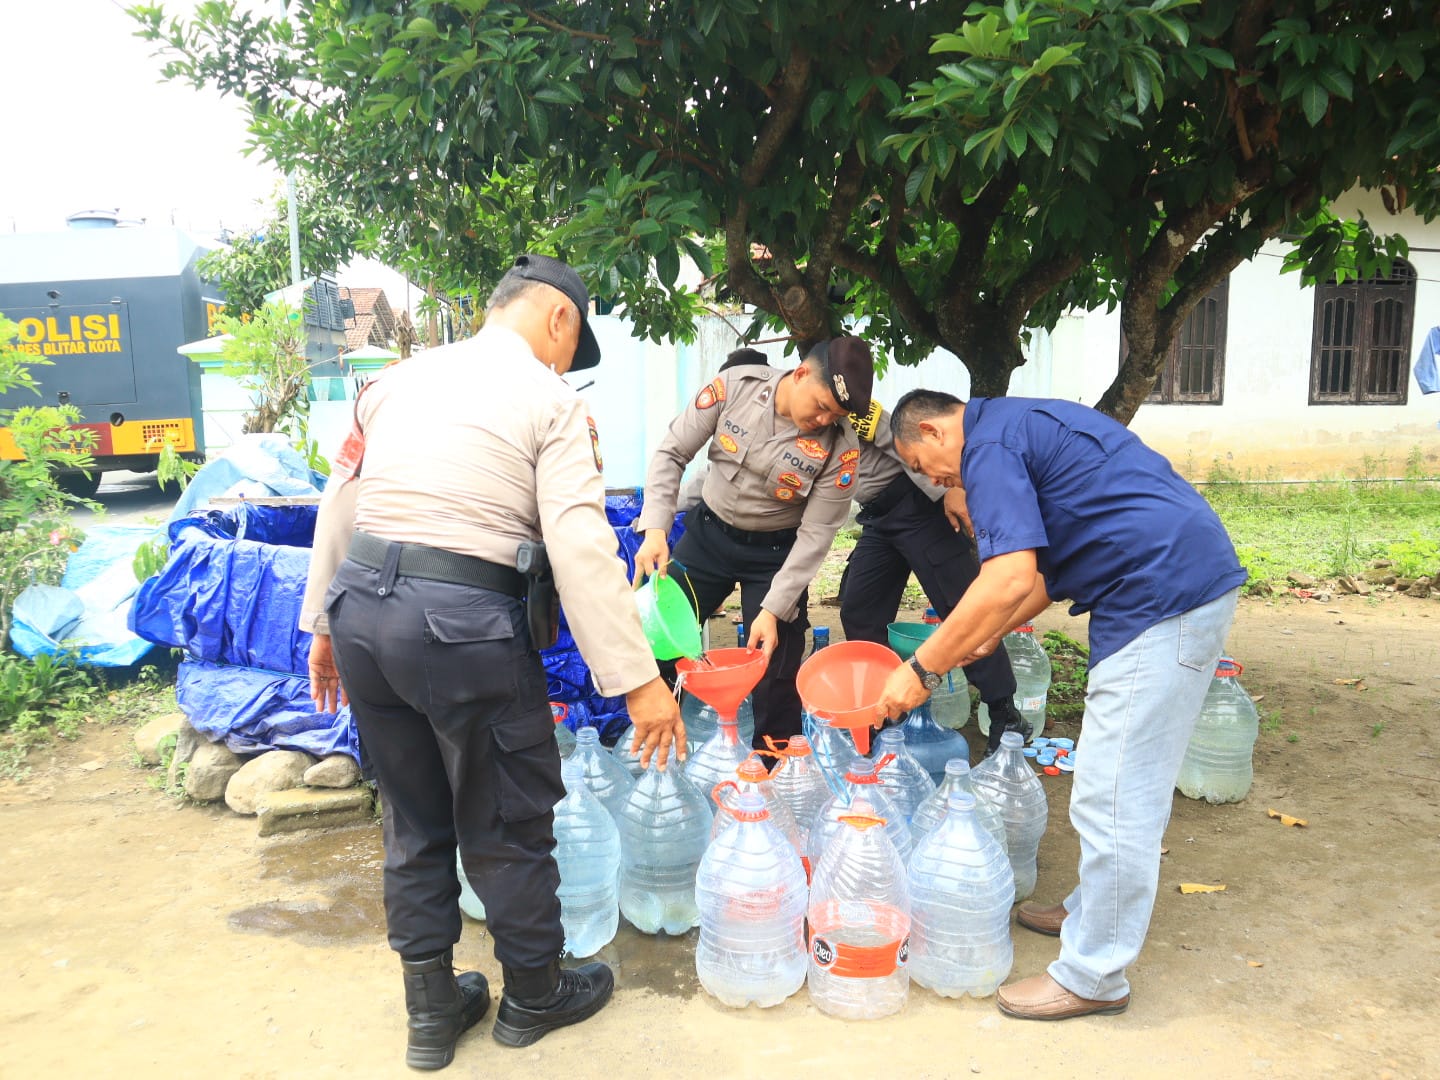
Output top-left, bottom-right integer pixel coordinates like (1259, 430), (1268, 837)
(0, 212), (220, 496)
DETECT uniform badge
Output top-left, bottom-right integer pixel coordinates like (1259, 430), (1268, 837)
(758, 386), (773, 406)
(332, 425), (365, 480)
(840, 448), (859, 467)
(779, 471), (802, 488)
(587, 416), (603, 472)
(718, 433), (738, 454)
(835, 469), (855, 489)
(695, 377), (726, 410)
(849, 400), (883, 442)
(795, 437), (828, 461)
(774, 487), (795, 501)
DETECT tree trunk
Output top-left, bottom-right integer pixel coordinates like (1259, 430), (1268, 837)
(941, 318), (1023, 399)
(1096, 300), (1164, 425)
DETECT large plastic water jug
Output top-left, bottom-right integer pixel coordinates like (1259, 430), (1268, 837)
(572, 726), (635, 820)
(977, 626), (1051, 737)
(870, 727), (938, 823)
(906, 791), (1015, 998)
(683, 711), (751, 797)
(696, 787), (809, 1008)
(457, 850), (485, 921)
(969, 731), (1047, 900)
(555, 757), (622, 957)
(617, 759), (713, 934)
(711, 756), (804, 860)
(809, 757), (914, 870)
(911, 757), (1008, 854)
(928, 669), (972, 730)
(807, 809), (912, 1020)
(682, 691), (755, 746)
(894, 703), (969, 783)
(551, 702), (576, 758)
(1176, 657), (1259, 804)
(609, 723), (696, 778)
(767, 735), (831, 862)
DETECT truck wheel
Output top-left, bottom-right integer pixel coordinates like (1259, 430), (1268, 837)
(57, 470), (103, 499)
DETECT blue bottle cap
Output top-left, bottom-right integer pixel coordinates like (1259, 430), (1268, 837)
(1036, 750), (1057, 766)
(1057, 755), (1075, 773)
(1022, 747), (1038, 758)
(1049, 737), (1075, 750)
(1031, 737), (1051, 748)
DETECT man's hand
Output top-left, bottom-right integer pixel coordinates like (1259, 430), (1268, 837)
(308, 633), (348, 713)
(747, 610), (781, 658)
(625, 676), (686, 770)
(957, 633), (1002, 667)
(942, 487), (974, 538)
(631, 529), (670, 587)
(877, 658), (931, 723)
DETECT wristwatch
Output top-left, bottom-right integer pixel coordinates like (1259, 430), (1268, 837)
(907, 655), (944, 692)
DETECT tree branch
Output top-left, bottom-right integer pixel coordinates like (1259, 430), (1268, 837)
(1002, 251), (1086, 328)
(806, 148), (868, 295)
(942, 165), (1020, 293)
(741, 48), (812, 189)
(835, 243), (942, 343)
(521, 8), (659, 47)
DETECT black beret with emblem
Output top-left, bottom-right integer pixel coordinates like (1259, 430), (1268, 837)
(820, 336), (873, 417)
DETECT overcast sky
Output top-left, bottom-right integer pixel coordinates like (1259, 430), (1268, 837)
(1, 0), (280, 236)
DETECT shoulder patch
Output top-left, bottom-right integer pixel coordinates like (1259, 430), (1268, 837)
(332, 425), (366, 481)
(587, 416), (603, 472)
(695, 377), (726, 410)
(849, 400), (884, 442)
(795, 437), (829, 461)
(779, 471), (802, 488)
(718, 433), (738, 454)
(835, 469), (855, 490)
(773, 487), (795, 501)
(840, 448), (859, 467)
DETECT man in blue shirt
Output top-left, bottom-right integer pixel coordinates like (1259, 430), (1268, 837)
(878, 390), (1247, 1022)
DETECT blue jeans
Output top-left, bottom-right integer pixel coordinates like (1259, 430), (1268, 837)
(1048, 588), (1240, 1001)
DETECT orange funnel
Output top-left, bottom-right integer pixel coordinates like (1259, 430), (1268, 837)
(676, 647), (768, 723)
(796, 640), (903, 754)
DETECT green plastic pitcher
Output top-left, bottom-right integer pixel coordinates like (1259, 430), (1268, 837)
(635, 573), (703, 660)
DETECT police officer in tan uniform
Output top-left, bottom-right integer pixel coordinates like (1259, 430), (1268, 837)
(632, 337), (873, 749)
(840, 399), (1030, 753)
(300, 254), (682, 1070)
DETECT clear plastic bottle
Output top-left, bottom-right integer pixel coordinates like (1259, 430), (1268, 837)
(766, 734), (832, 864)
(894, 702), (969, 783)
(456, 850), (485, 921)
(968, 731), (1048, 901)
(928, 670), (972, 730)
(551, 702), (577, 758)
(571, 726), (635, 821)
(1176, 657), (1259, 804)
(807, 807), (912, 1020)
(870, 727), (938, 824)
(683, 708), (751, 797)
(555, 756), (622, 957)
(809, 757), (914, 870)
(682, 691), (755, 747)
(695, 789), (809, 1008)
(977, 626), (1052, 737)
(711, 757), (804, 860)
(609, 722), (695, 778)
(911, 757), (1008, 854)
(617, 759), (713, 935)
(906, 791), (1015, 998)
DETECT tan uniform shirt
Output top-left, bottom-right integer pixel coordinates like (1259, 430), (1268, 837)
(636, 364), (859, 621)
(849, 400), (945, 507)
(299, 325), (659, 698)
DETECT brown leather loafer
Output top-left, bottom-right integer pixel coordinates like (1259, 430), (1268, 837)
(1016, 901), (1068, 936)
(997, 973), (1129, 1021)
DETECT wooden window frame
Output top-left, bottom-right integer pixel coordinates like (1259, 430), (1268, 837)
(1309, 260), (1415, 406)
(1121, 278), (1229, 405)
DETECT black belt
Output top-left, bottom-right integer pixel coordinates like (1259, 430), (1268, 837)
(347, 531), (525, 597)
(697, 503), (798, 546)
(858, 473), (914, 518)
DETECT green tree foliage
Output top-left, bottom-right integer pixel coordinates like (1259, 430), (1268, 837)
(199, 175), (368, 316)
(131, 1), (1440, 413)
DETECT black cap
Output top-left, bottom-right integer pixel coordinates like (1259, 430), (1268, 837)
(503, 253), (602, 371)
(823, 336), (874, 416)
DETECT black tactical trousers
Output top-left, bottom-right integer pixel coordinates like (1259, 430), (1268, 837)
(324, 553), (565, 969)
(668, 505), (808, 749)
(838, 481), (1018, 703)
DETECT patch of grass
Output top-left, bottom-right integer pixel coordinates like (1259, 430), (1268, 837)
(1370, 721), (1385, 739)
(1286, 733), (1300, 744)
(1260, 708), (1283, 735)
(1039, 630), (1089, 724)
(1201, 458), (1440, 592)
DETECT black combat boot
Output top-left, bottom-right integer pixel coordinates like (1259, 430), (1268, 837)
(983, 697), (1033, 758)
(491, 958), (615, 1048)
(400, 948), (491, 1070)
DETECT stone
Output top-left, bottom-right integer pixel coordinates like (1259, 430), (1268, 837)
(134, 713), (185, 766)
(303, 754), (362, 789)
(255, 786), (374, 837)
(166, 719), (203, 791)
(1285, 571), (1316, 588)
(1370, 558), (1392, 569)
(1407, 581), (1431, 599)
(1362, 568), (1396, 586)
(1313, 591), (1333, 603)
(224, 750), (316, 815)
(1394, 577), (1415, 590)
(183, 741), (244, 803)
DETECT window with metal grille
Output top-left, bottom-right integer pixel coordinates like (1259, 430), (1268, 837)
(1119, 278), (1228, 404)
(1309, 259), (1415, 405)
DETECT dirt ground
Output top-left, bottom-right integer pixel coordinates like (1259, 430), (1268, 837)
(2, 593), (1437, 1080)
